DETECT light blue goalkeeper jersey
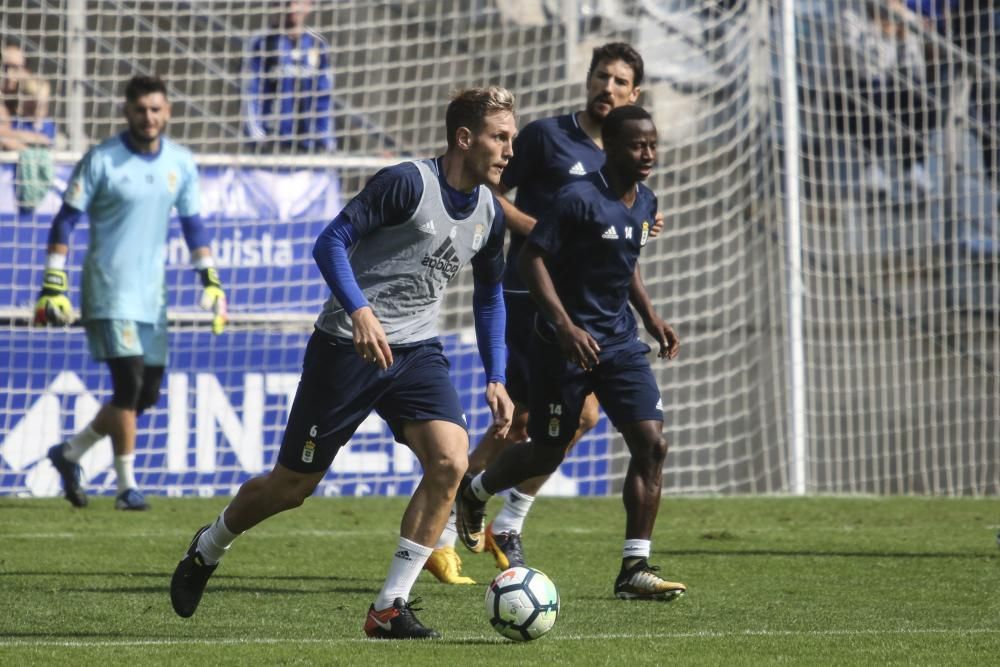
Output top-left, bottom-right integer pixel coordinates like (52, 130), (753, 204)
(64, 133), (201, 323)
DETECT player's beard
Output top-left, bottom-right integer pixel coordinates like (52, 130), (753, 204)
(129, 120), (167, 150)
(585, 94), (613, 125)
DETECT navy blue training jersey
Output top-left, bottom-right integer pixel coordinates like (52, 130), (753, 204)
(526, 170), (657, 349)
(500, 113), (606, 292)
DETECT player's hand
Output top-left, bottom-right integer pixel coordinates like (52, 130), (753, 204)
(555, 322), (601, 371)
(33, 268), (75, 326)
(198, 267), (228, 335)
(650, 211), (665, 238)
(485, 382), (514, 440)
(351, 306), (393, 369)
(643, 314), (680, 360)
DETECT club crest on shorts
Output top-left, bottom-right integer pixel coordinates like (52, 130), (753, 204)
(302, 440), (316, 463)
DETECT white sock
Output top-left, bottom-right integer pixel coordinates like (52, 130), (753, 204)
(492, 488), (535, 534)
(63, 424), (103, 463)
(623, 539), (651, 561)
(374, 537), (433, 611)
(469, 473), (492, 502)
(196, 511), (241, 565)
(113, 454), (138, 493)
(434, 509), (458, 549)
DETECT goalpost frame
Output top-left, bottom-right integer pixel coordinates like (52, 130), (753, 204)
(779, 0), (807, 495)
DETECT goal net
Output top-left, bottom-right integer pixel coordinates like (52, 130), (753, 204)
(0, 0), (996, 499)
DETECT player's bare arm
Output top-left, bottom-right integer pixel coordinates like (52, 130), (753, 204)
(350, 306), (394, 369)
(486, 382), (514, 439)
(628, 265), (679, 360)
(518, 242), (601, 370)
(495, 192), (537, 237)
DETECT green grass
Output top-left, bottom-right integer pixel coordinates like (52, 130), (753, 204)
(1, 495), (998, 665)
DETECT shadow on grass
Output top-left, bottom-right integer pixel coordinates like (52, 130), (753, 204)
(63, 584), (375, 595)
(0, 572), (376, 581)
(670, 548), (1000, 560)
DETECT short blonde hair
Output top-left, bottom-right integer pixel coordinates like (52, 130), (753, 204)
(445, 86), (515, 148)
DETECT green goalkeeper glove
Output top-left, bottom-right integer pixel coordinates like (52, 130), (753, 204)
(198, 267), (228, 335)
(33, 268), (75, 326)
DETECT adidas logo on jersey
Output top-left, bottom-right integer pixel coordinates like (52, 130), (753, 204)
(417, 219), (436, 235)
(568, 161), (586, 176)
(421, 237), (461, 279)
(602, 227), (619, 240)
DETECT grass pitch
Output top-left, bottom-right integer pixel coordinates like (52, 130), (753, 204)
(1, 495), (997, 665)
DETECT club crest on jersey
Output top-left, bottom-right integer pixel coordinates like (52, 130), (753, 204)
(68, 179), (83, 205)
(472, 224), (485, 250)
(308, 47), (320, 68)
(640, 221), (650, 246)
(167, 170), (179, 193)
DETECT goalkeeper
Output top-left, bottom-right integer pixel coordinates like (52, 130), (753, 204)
(36, 75), (227, 511)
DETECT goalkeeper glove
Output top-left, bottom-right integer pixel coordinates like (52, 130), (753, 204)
(198, 267), (228, 335)
(33, 268), (75, 326)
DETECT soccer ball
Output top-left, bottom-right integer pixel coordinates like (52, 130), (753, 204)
(484, 566), (559, 641)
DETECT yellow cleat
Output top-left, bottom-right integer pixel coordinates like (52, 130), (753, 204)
(423, 546), (476, 585)
(614, 559), (687, 601)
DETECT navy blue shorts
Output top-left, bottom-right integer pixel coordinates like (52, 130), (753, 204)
(503, 291), (537, 405)
(278, 331), (467, 473)
(526, 335), (663, 448)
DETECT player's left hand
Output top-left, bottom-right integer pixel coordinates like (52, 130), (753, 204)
(351, 306), (394, 369)
(198, 267), (228, 335)
(644, 315), (680, 360)
(485, 382), (514, 440)
(650, 211), (665, 238)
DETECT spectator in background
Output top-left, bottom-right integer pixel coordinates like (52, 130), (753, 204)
(13, 76), (56, 212)
(242, 0), (335, 153)
(952, 0), (1000, 185)
(1, 43), (51, 151)
(829, 1), (941, 194)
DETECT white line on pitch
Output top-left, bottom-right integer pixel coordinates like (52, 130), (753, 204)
(3, 529), (396, 539)
(1, 628), (998, 648)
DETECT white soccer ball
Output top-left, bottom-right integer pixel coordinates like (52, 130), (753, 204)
(484, 566), (559, 641)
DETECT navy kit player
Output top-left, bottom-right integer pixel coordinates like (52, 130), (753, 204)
(170, 87), (516, 639)
(423, 43), (661, 584)
(37, 75), (227, 511)
(458, 105), (687, 600)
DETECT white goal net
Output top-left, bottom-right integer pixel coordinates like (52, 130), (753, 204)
(0, 0), (996, 499)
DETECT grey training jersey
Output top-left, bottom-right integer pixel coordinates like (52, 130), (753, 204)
(316, 159), (500, 344)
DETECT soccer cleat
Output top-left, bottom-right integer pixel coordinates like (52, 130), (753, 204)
(364, 597), (441, 639)
(423, 546), (475, 585)
(455, 474), (487, 553)
(170, 525), (218, 618)
(485, 522), (525, 570)
(114, 488), (150, 511)
(47, 443), (87, 508)
(614, 559), (687, 601)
